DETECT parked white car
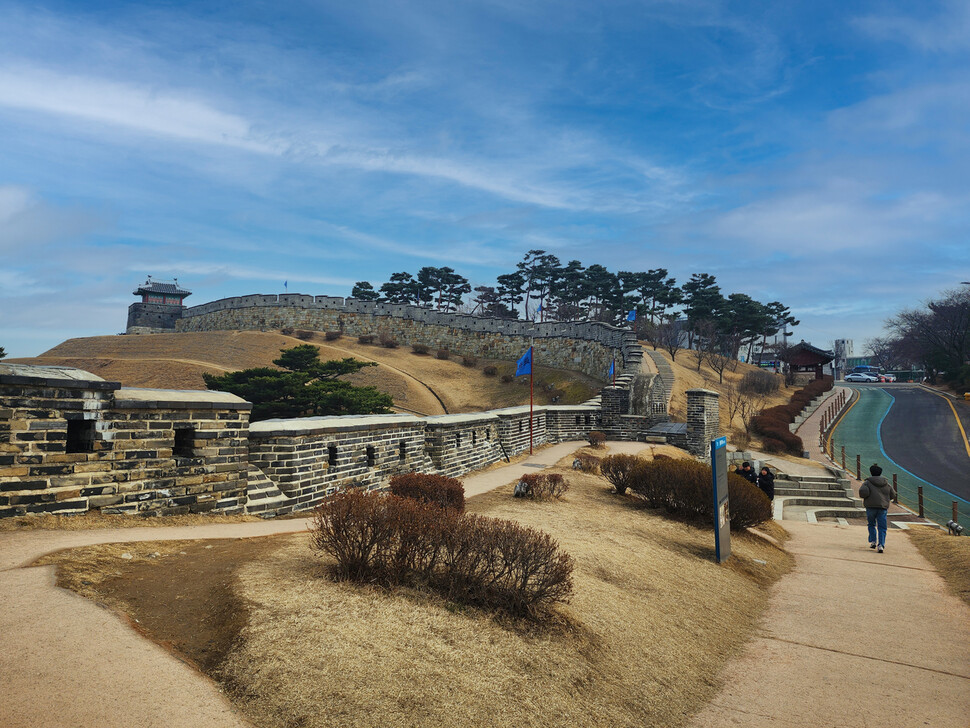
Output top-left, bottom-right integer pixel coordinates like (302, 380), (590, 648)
(845, 372), (879, 383)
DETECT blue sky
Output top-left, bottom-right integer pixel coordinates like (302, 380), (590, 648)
(1, 1), (968, 358)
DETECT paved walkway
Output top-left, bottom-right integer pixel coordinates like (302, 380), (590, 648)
(0, 440), (647, 728)
(796, 386), (920, 519)
(689, 520), (970, 727)
(4, 438), (968, 728)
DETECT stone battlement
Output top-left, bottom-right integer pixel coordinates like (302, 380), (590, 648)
(129, 293), (638, 382)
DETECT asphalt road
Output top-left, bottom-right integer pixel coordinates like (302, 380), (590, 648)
(879, 385), (970, 502)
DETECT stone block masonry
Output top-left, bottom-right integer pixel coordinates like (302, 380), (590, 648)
(167, 294), (634, 383)
(1, 363), (721, 519)
(0, 364), (251, 519)
(686, 389), (720, 458)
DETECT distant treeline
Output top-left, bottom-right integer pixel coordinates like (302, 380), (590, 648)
(350, 249), (798, 364)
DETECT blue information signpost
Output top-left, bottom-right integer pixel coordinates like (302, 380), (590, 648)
(711, 436), (731, 563)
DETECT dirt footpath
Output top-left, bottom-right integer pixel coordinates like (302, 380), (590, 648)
(0, 519), (313, 728)
(689, 520), (970, 728)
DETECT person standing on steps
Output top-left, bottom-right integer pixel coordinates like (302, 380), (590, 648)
(735, 461), (757, 485)
(859, 464), (895, 553)
(757, 465), (775, 500)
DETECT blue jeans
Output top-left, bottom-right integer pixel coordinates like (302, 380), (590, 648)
(867, 507), (888, 547)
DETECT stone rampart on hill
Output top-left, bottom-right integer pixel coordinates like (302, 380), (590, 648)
(0, 363), (718, 520)
(161, 294), (633, 382)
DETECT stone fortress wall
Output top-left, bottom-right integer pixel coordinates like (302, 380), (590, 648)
(1, 359), (718, 520)
(131, 293), (635, 383)
(0, 295), (719, 520)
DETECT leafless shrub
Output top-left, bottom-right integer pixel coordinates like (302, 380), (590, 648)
(389, 472), (465, 513)
(483, 365), (498, 376)
(358, 334), (375, 344)
(739, 370), (780, 396)
(586, 430), (606, 448)
(324, 331), (341, 341)
(310, 491), (574, 616)
(628, 459), (771, 530)
(436, 349), (450, 360)
(295, 330), (315, 341)
(411, 343), (429, 355)
(515, 473), (569, 500)
(600, 454), (640, 495)
(572, 455), (600, 473)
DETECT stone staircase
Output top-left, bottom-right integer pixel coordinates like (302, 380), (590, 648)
(774, 472), (866, 523)
(644, 349), (674, 414)
(244, 464), (292, 516)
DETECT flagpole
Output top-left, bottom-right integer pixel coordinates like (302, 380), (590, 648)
(612, 355), (616, 386)
(529, 343), (534, 455)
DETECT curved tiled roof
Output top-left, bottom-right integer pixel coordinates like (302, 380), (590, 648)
(133, 277), (191, 297)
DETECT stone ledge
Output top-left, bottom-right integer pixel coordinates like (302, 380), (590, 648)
(113, 388), (252, 410)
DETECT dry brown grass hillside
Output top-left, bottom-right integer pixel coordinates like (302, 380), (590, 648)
(644, 346), (794, 444)
(12, 330), (599, 416)
(40, 448), (793, 728)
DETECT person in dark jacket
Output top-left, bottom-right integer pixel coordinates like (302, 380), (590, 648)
(734, 461), (757, 485)
(757, 466), (775, 500)
(859, 464), (896, 553)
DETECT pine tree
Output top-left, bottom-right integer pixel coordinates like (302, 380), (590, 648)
(203, 345), (392, 421)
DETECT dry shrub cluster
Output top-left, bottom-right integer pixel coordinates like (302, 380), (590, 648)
(280, 326), (295, 336)
(295, 330), (315, 341)
(514, 473), (569, 500)
(389, 472), (465, 513)
(436, 349), (450, 360)
(501, 374), (514, 383)
(750, 376), (833, 455)
(572, 454), (600, 473)
(482, 365), (498, 376)
(358, 334), (375, 345)
(629, 459), (771, 531)
(600, 454), (640, 495)
(379, 333), (399, 349)
(462, 355), (478, 367)
(310, 491), (574, 616)
(586, 430), (606, 448)
(411, 343), (429, 355)
(739, 370), (780, 395)
(324, 331), (341, 341)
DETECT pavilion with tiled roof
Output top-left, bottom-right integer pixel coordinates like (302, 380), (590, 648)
(133, 277), (191, 306)
(782, 340), (835, 382)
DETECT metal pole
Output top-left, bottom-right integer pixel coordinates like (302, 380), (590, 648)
(892, 473), (898, 503)
(856, 454), (861, 481)
(918, 486), (924, 518)
(841, 446), (845, 470)
(954, 501), (960, 525)
(529, 345), (534, 455)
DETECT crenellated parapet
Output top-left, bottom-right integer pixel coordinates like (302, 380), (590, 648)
(0, 362), (720, 520)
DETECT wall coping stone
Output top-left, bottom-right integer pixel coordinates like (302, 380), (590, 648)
(686, 388), (720, 396)
(0, 363), (120, 391)
(424, 412), (499, 425)
(114, 387), (251, 410)
(250, 413), (421, 436)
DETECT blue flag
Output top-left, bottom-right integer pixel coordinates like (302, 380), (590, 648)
(537, 304), (543, 313)
(608, 360), (615, 378)
(515, 347), (533, 377)
(284, 280), (288, 290)
(626, 309), (636, 322)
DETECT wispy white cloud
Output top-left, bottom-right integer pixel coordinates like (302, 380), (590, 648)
(0, 184), (105, 254)
(0, 66), (281, 153)
(854, 1), (970, 53)
(129, 261), (357, 288)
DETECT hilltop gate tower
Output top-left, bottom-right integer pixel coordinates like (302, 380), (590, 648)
(126, 276), (191, 334)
